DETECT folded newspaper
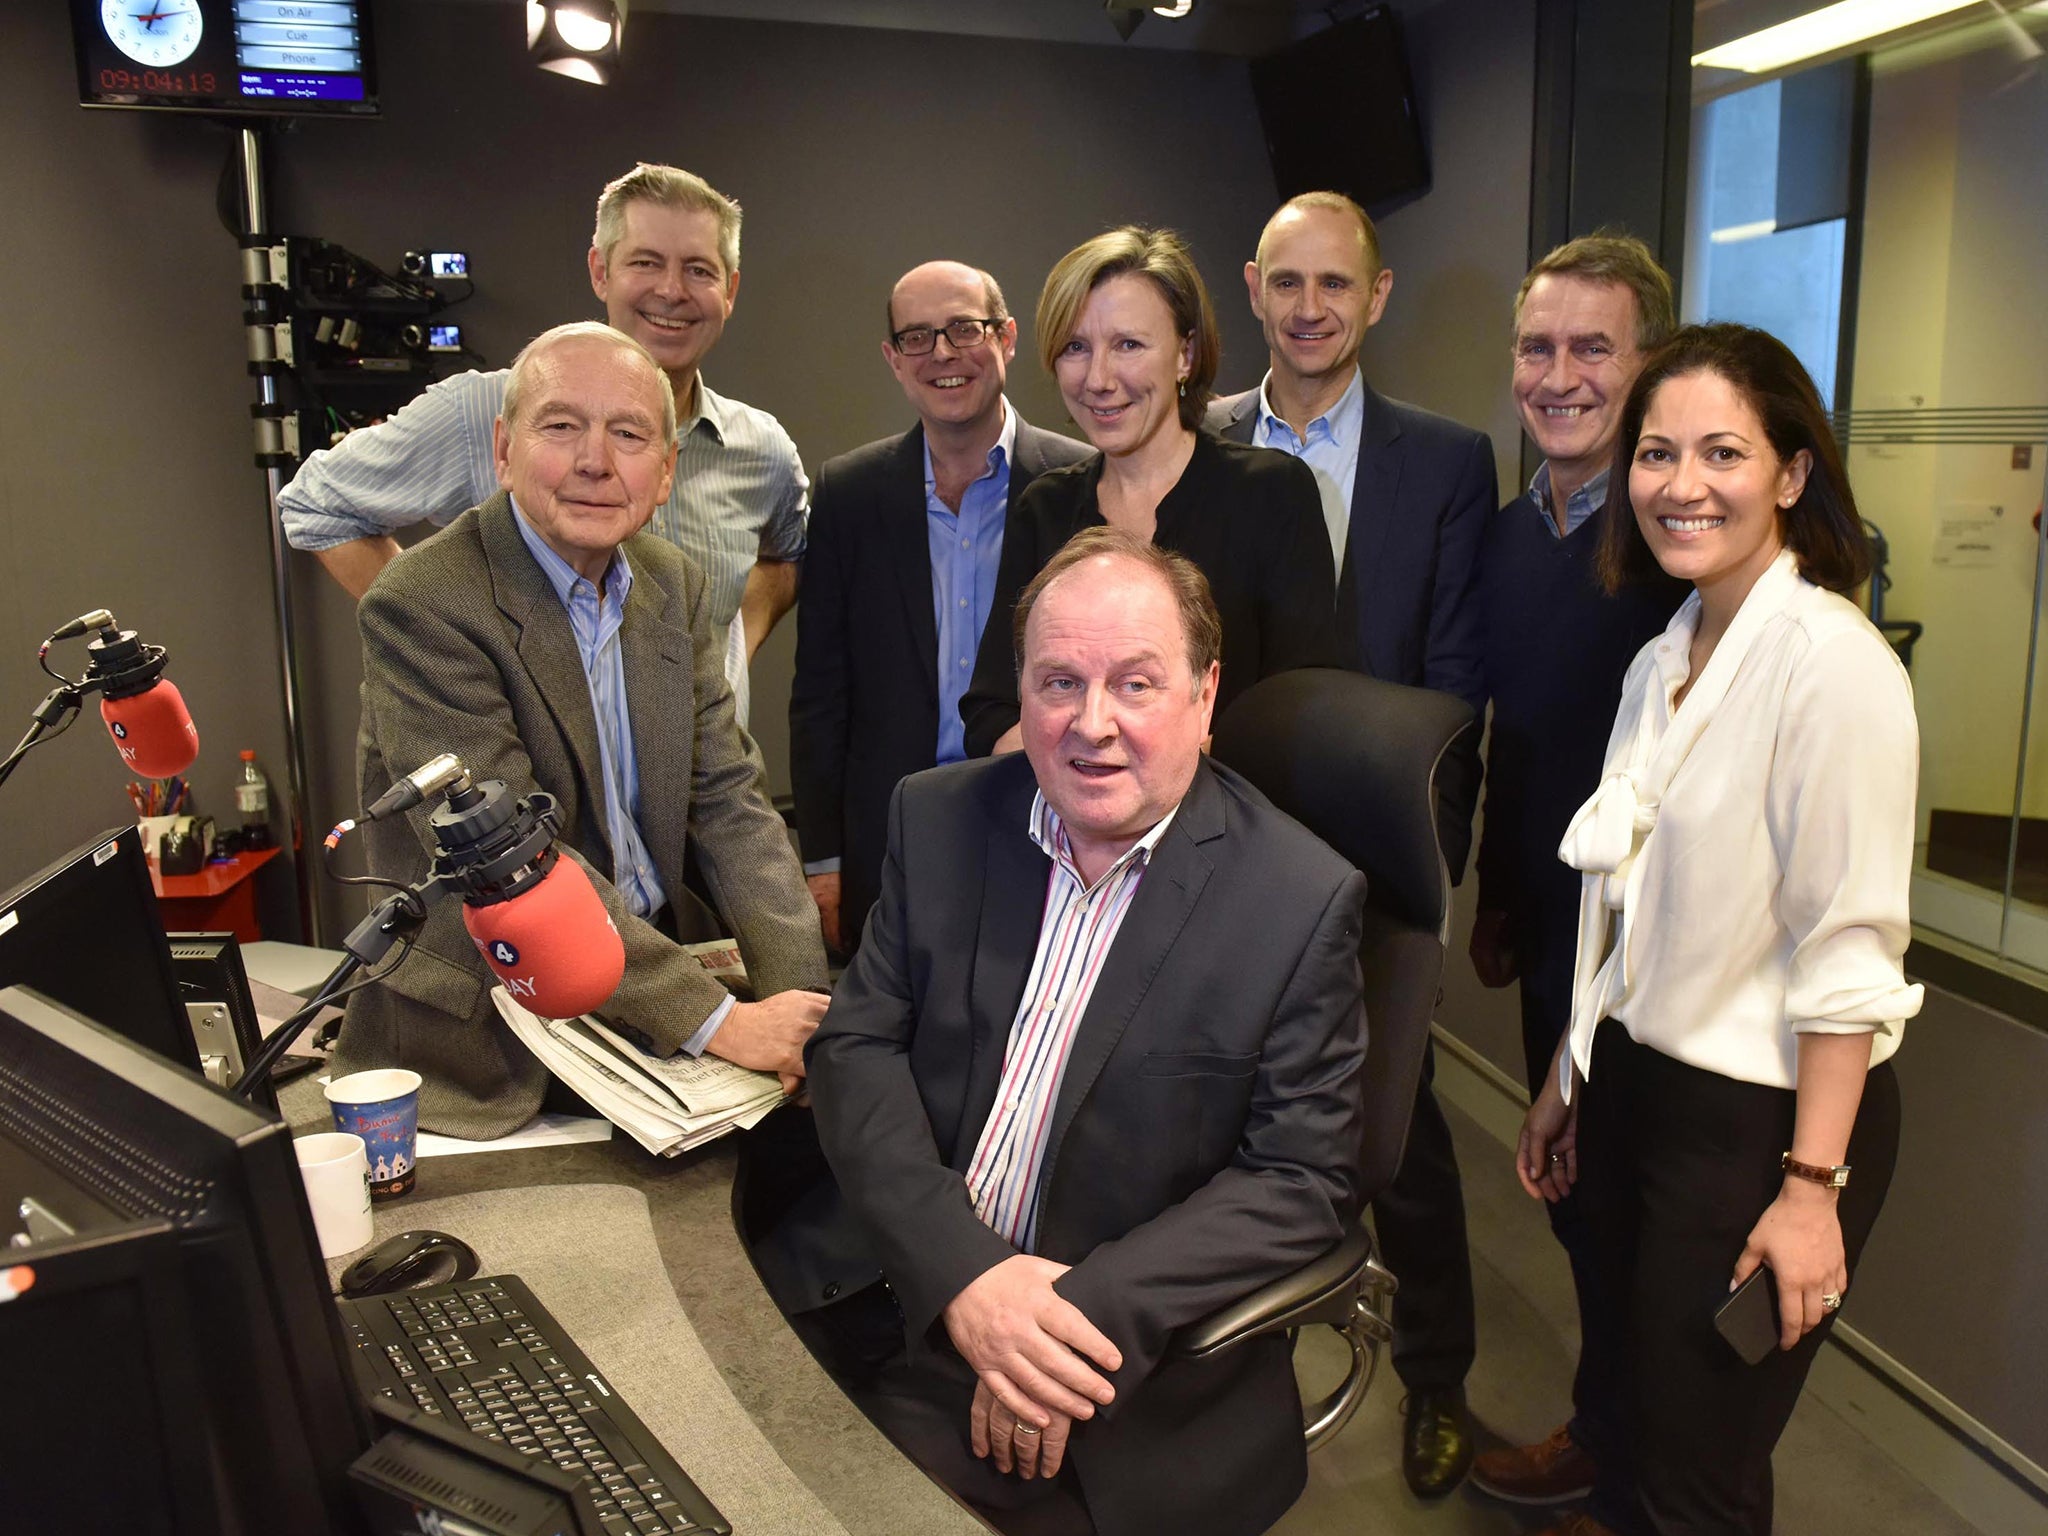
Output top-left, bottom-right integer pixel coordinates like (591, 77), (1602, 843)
(490, 989), (785, 1156)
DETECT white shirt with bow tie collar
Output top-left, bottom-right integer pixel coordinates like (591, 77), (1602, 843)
(1557, 547), (1923, 1099)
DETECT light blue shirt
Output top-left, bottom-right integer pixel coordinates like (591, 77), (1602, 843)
(802, 403), (1018, 882)
(1252, 366), (1365, 568)
(929, 401), (1017, 766)
(1530, 463), (1610, 539)
(511, 503), (735, 1053)
(509, 501), (666, 922)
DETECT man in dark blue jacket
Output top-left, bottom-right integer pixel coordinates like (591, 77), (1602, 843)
(1208, 191), (1494, 1498)
(1467, 233), (1685, 1532)
(790, 261), (1088, 955)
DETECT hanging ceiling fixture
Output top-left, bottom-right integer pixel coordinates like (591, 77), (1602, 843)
(528, 0), (627, 84)
(1104, 0), (1195, 41)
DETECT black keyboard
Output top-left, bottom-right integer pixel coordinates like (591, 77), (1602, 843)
(338, 1273), (730, 1536)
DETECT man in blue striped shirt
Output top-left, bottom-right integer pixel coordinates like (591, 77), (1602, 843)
(279, 164), (806, 726)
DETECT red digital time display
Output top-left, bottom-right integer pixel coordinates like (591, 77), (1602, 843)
(98, 66), (218, 96)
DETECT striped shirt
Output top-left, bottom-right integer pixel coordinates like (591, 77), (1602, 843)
(964, 792), (1178, 1251)
(276, 367), (809, 724)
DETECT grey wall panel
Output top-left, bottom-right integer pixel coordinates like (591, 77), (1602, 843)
(1848, 981), (2048, 1472)
(0, 7), (302, 936)
(1363, 0), (1537, 509)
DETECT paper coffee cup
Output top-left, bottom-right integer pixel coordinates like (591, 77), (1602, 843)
(295, 1132), (374, 1258)
(325, 1068), (422, 1199)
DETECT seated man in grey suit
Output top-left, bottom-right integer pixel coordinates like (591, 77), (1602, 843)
(790, 259), (1088, 954)
(334, 322), (829, 1139)
(807, 528), (1367, 1536)
(1209, 191), (1492, 1496)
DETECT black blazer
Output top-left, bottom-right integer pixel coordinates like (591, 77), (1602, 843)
(789, 416), (1089, 942)
(958, 431), (1340, 757)
(807, 754), (1366, 1536)
(1207, 380), (1495, 712)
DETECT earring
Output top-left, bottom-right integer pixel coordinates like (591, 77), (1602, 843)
(1178, 378), (1187, 398)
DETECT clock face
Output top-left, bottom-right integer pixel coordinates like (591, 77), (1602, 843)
(100, 0), (204, 67)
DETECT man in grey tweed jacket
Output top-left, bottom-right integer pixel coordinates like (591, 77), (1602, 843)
(332, 323), (828, 1139)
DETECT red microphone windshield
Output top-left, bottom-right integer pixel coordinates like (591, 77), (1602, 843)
(464, 855), (626, 1020)
(100, 680), (199, 778)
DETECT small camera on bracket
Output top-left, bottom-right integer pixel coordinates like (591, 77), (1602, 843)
(403, 250), (470, 280)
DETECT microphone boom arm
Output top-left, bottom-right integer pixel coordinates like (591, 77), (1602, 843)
(0, 683), (86, 792)
(232, 863), (466, 1097)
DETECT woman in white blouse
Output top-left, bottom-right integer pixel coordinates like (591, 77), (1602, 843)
(1516, 323), (1920, 1536)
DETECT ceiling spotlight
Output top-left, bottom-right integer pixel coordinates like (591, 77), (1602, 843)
(528, 0), (627, 84)
(1153, 0), (1195, 15)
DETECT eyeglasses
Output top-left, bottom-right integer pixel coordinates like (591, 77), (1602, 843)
(890, 317), (1004, 355)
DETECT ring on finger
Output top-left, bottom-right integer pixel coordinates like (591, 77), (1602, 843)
(1821, 1290), (1844, 1312)
(1013, 1423), (1042, 1438)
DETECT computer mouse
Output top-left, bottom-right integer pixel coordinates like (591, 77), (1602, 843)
(337, 1229), (480, 1298)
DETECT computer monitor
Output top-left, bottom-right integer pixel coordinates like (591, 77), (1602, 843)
(71, 0), (380, 118)
(0, 983), (366, 1530)
(0, 825), (200, 1073)
(0, 985), (594, 1536)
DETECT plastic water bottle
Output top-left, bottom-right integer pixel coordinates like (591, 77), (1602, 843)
(236, 749), (274, 850)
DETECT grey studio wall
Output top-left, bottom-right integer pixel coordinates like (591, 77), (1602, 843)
(0, 0), (1535, 945)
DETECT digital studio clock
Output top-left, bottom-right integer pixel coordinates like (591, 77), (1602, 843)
(100, 0), (204, 68)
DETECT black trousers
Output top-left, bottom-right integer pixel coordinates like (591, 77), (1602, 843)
(1517, 909), (1627, 1471)
(1575, 1022), (1900, 1536)
(1374, 1038), (1478, 1392)
(861, 1340), (1098, 1536)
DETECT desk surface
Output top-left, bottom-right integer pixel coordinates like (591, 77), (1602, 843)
(282, 1077), (987, 1536)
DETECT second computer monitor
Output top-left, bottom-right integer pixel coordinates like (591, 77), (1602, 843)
(0, 824), (199, 1072)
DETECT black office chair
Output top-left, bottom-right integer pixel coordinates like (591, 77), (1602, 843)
(1176, 667), (1477, 1450)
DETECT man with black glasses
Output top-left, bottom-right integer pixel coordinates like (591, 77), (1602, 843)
(790, 261), (1087, 955)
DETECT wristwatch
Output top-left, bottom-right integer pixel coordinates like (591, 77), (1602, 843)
(1781, 1152), (1850, 1189)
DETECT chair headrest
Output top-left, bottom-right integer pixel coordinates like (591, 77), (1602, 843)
(1211, 669), (1475, 931)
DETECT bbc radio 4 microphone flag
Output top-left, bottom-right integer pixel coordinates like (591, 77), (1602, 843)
(463, 855), (625, 1019)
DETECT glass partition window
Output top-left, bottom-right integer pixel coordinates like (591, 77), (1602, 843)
(1688, 9), (2048, 976)
(1684, 77), (1848, 406)
(1859, 22), (2048, 971)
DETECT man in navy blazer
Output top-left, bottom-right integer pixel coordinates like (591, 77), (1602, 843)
(1206, 191), (1492, 1497)
(791, 260), (1088, 953)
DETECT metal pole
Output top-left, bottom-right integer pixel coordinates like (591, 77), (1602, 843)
(238, 126), (323, 944)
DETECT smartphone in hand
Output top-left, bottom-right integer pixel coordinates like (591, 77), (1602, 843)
(1714, 1266), (1781, 1365)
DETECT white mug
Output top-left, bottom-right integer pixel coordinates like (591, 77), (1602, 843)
(295, 1131), (374, 1258)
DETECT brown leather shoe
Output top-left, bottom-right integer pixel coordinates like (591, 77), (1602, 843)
(1527, 1512), (1622, 1536)
(1469, 1423), (1596, 1505)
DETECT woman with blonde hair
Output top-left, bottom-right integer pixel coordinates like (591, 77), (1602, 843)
(961, 226), (1336, 755)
